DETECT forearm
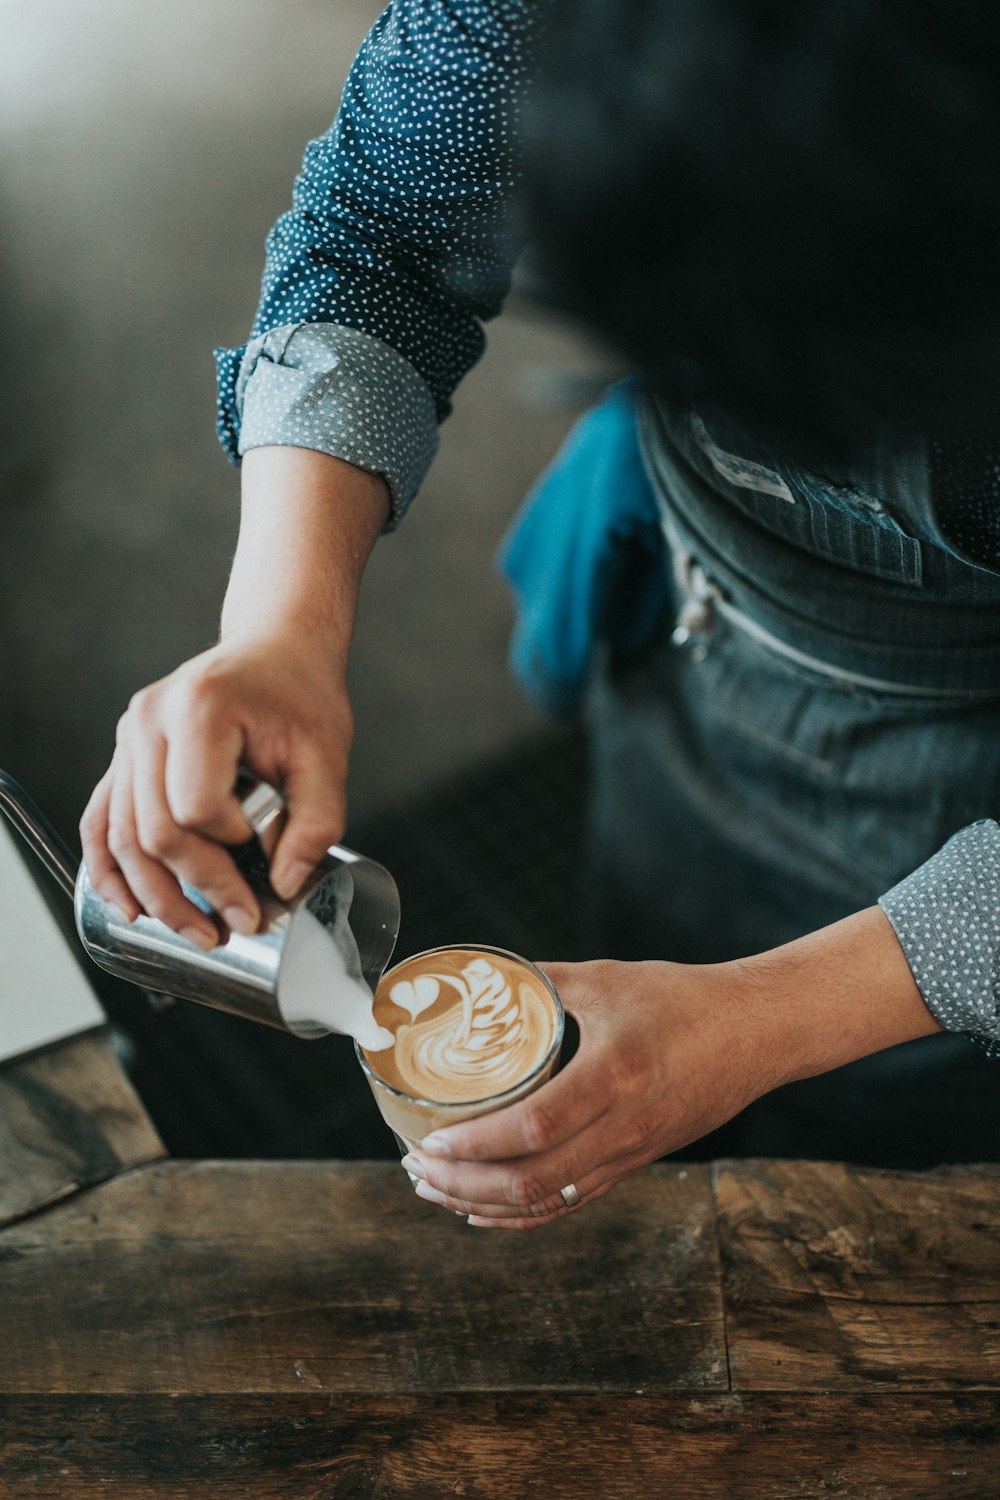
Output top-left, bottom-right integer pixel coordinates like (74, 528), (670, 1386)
(220, 446), (390, 666)
(732, 905), (943, 1096)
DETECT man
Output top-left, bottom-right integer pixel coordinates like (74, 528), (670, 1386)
(82, 0), (1000, 1226)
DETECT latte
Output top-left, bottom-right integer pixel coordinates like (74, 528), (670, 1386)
(357, 946), (563, 1150)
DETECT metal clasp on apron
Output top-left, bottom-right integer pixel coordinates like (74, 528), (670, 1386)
(671, 556), (719, 652)
(661, 511), (723, 657)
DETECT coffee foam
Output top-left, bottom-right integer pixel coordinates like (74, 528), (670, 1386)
(363, 948), (557, 1104)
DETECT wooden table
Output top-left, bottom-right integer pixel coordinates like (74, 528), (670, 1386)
(2, 1029), (999, 1497)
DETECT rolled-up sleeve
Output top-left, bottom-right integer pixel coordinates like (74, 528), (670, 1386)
(879, 819), (1000, 1055)
(230, 323), (439, 519)
(215, 0), (533, 523)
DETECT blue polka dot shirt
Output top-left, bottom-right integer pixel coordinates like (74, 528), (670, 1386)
(213, 0), (1000, 1053)
(215, 0), (533, 524)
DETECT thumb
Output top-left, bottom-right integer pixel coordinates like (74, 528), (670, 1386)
(268, 755), (348, 899)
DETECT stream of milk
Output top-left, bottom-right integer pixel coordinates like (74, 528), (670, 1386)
(277, 906), (393, 1050)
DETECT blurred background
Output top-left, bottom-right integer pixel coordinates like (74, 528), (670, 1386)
(0, 0), (612, 1156)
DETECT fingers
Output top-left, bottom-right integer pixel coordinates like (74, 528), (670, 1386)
(121, 688), (262, 935)
(401, 1101), (635, 1217)
(418, 1051), (604, 1168)
(466, 1178), (621, 1230)
(81, 643), (357, 936)
(105, 743), (222, 949)
(134, 744), (260, 938)
(162, 692), (252, 847)
(87, 676), (268, 940)
(269, 750), (349, 899)
(79, 769), (142, 923)
(406, 1142), (642, 1227)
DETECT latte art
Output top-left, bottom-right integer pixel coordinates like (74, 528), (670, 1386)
(365, 949), (559, 1104)
(393, 959), (543, 1100)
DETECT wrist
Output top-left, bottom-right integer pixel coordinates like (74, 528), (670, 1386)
(221, 447), (389, 661)
(218, 602), (353, 673)
(210, 625), (350, 695)
(721, 905), (943, 1093)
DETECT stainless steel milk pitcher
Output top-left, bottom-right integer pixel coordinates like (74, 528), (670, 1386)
(0, 768), (399, 1037)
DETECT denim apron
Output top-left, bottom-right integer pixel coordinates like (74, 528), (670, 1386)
(587, 394), (1000, 1166)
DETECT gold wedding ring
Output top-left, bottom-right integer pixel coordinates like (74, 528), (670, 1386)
(559, 1183), (581, 1208)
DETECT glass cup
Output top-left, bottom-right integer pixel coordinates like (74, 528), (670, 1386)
(355, 943), (564, 1156)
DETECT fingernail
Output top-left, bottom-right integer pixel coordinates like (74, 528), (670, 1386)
(273, 861), (312, 900)
(400, 1154), (426, 1180)
(224, 906), (257, 936)
(413, 1181), (448, 1207)
(181, 925), (216, 952)
(109, 903), (130, 924)
(420, 1133), (452, 1157)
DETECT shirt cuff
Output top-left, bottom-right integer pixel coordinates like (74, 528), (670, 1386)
(222, 322), (440, 527)
(879, 820), (1000, 1052)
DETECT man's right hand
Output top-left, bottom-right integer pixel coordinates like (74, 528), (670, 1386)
(79, 446), (391, 948)
(80, 639), (355, 949)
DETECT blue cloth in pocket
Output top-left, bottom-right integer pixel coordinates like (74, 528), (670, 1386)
(497, 380), (670, 718)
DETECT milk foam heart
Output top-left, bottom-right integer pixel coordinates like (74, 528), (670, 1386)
(390, 974), (440, 1020)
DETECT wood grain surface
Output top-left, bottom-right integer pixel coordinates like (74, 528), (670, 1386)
(716, 1159), (1000, 1391)
(0, 1031), (163, 1228)
(0, 1160), (726, 1395)
(4, 1148), (1000, 1495)
(3, 1393), (1000, 1499)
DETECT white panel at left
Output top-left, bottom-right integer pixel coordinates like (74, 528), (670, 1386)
(0, 822), (104, 1063)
